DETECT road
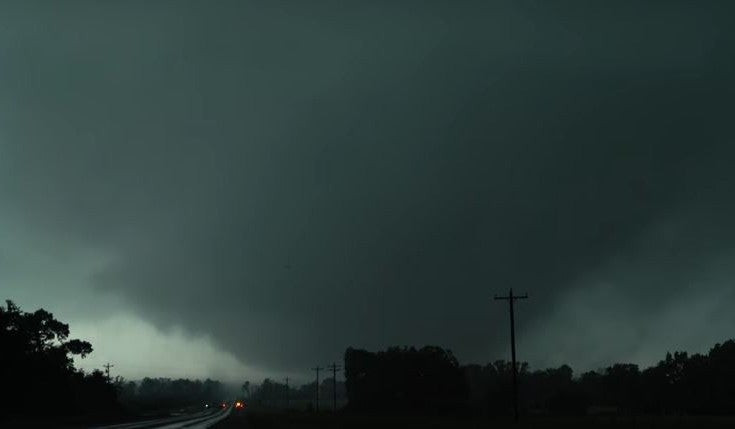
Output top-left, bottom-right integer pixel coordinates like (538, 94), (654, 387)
(91, 406), (232, 429)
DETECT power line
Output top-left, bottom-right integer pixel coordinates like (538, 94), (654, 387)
(327, 362), (342, 412)
(494, 288), (528, 422)
(312, 366), (323, 412)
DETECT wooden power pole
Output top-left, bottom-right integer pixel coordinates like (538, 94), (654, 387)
(312, 366), (323, 412)
(328, 362), (342, 411)
(284, 377), (290, 409)
(103, 363), (114, 381)
(494, 288), (528, 421)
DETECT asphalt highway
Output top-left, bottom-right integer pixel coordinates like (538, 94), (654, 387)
(91, 406), (232, 429)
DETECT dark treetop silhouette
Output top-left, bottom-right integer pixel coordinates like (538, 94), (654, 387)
(0, 300), (230, 423)
(344, 341), (735, 417)
(0, 300), (118, 420)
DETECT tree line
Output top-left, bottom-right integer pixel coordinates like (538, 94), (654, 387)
(116, 377), (227, 413)
(5, 299), (735, 420)
(242, 377), (347, 410)
(344, 342), (735, 416)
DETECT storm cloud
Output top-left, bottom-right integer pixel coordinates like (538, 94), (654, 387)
(1, 1), (734, 378)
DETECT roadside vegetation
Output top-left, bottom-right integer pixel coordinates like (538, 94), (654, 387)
(0, 300), (119, 425)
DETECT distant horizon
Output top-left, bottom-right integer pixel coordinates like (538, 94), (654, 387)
(7, 290), (730, 384)
(63, 304), (731, 384)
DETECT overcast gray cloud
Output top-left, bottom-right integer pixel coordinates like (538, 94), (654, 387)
(1, 1), (734, 379)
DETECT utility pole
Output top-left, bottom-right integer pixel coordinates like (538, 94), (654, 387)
(328, 362), (342, 411)
(103, 363), (114, 381)
(284, 377), (290, 409)
(312, 366), (323, 412)
(494, 288), (528, 422)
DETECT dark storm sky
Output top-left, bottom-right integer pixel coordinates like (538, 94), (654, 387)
(2, 1), (735, 380)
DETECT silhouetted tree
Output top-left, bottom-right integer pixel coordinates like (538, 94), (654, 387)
(345, 346), (467, 414)
(0, 300), (117, 420)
